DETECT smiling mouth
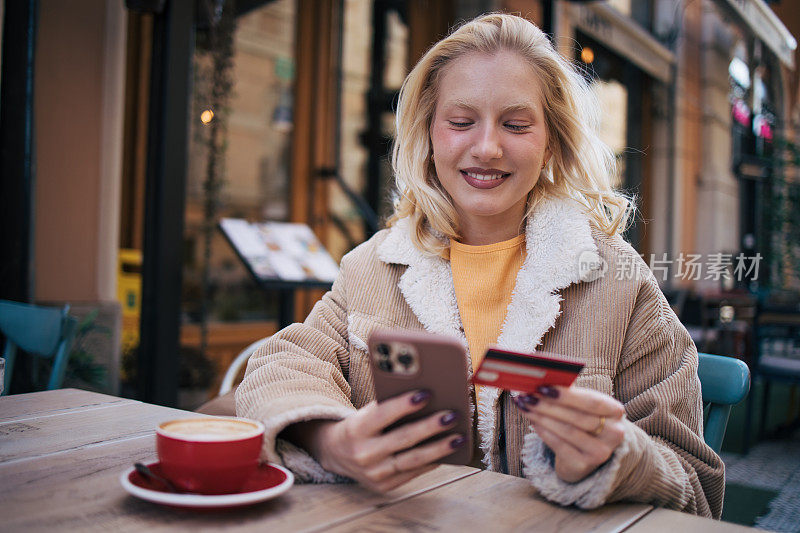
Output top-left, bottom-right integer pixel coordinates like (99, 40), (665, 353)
(459, 169), (511, 190)
(460, 170), (510, 181)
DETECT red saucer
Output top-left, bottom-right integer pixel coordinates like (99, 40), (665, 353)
(120, 461), (294, 509)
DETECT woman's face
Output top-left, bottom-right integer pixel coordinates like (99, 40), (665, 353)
(430, 50), (550, 243)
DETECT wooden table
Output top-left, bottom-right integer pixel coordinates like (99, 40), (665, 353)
(0, 389), (753, 532)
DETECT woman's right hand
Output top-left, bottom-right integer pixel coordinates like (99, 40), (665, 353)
(297, 390), (466, 492)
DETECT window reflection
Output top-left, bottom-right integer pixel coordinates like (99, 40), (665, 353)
(180, 0), (298, 405)
(591, 79), (628, 189)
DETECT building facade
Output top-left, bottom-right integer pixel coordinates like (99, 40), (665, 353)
(1, 0), (797, 405)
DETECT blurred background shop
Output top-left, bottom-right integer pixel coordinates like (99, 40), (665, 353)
(1, 2), (799, 517)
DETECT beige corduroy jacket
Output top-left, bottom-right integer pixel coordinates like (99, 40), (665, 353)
(236, 196), (725, 518)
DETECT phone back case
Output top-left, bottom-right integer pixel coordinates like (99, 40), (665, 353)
(368, 329), (472, 465)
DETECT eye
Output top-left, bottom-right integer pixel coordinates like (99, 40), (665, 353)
(505, 123), (531, 132)
(448, 120), (473, 128)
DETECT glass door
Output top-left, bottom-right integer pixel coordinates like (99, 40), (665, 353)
(180, 0), (298, 408)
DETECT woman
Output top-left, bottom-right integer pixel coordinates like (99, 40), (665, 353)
(236, 13), (724, 518)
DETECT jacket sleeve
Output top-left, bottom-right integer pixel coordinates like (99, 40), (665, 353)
(522, 274), (725, 518)
(235, 260), (357, 483)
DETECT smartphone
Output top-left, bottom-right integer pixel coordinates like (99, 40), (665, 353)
(471, 348), (584, 393)
(367, 329), (472, 465)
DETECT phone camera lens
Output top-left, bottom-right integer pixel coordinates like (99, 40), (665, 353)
(376, 344), (390, 356)
(398, 352), (413, 368)
(378, 360), (393, 373)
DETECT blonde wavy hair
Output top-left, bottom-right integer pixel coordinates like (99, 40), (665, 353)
(389, 13), (634, 257)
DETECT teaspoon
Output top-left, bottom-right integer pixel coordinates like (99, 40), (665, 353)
(134, 462), (183, 493)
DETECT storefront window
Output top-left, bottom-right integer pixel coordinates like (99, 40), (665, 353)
(577, 31), (647, 249)
(330, 0), (373, 260)
(607, 0), (652, 33)
(730, 39), (780, 288)
(332, 0), (409, 260)
(607, 0), (631, 17)
(591, 79), (628, 189)
(752, 66), (776, 145)
(180, 0), (297, 404)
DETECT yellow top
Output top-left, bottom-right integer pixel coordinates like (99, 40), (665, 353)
(450, 234), (526, 392)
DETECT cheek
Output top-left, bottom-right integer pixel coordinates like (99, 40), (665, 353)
(431, 126), (468, 157)
(516, 138), (548, 166)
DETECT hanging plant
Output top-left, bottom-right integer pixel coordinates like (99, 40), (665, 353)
(34, 308), (108, 391)
(762, 138), (800, 291)
(193, 0), (237, 357)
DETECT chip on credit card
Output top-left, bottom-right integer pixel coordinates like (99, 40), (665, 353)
(471, 348), (584, 393)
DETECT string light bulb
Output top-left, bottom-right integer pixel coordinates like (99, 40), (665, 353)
(200, 109), (214, 125)
(580, 46), (595, 64)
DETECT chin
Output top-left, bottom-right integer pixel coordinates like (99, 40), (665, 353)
(462, 207), (514, 219)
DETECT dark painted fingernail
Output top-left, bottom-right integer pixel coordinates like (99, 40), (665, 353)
(519, 394), (539, 406)
(440, 411), (458, 426)
(411, 390), (431, 404)
(513, 396), (530, 412)
(537, 385), (559, 399)
(450, 435), (467, 449)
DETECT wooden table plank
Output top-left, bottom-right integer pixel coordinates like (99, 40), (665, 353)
(0, 401), (189, 463)
(0, 388), (135, 421)
(624, 508), (761, 532)
(0, 435), (479, 533)
(322, 469), (653, 533)
(0, 390), (668, 532)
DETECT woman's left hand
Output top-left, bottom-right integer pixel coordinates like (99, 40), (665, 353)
(513, 385), (627, 483)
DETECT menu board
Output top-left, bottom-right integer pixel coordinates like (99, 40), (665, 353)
(220, 218), (339, 283)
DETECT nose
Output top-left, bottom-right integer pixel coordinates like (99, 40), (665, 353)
(470, 125), (503, 161)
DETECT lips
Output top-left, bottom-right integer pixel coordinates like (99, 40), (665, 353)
(460, 168), (510, 189)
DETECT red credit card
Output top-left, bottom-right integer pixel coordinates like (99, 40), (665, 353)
(471, 348), (584, 393)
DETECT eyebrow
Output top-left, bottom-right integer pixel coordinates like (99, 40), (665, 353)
(448, 99), (538, 115)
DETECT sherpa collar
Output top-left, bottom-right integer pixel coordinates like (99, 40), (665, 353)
(375, 195), (601, 470)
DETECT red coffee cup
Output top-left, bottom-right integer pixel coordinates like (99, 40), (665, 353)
(156, 417), (265, 494)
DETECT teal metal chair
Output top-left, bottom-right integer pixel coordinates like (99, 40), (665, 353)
(0, 300), (78, 395)
(697, 352), (751, 453)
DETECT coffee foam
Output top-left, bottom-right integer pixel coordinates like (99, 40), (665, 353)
(159, 418), (262, 442)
